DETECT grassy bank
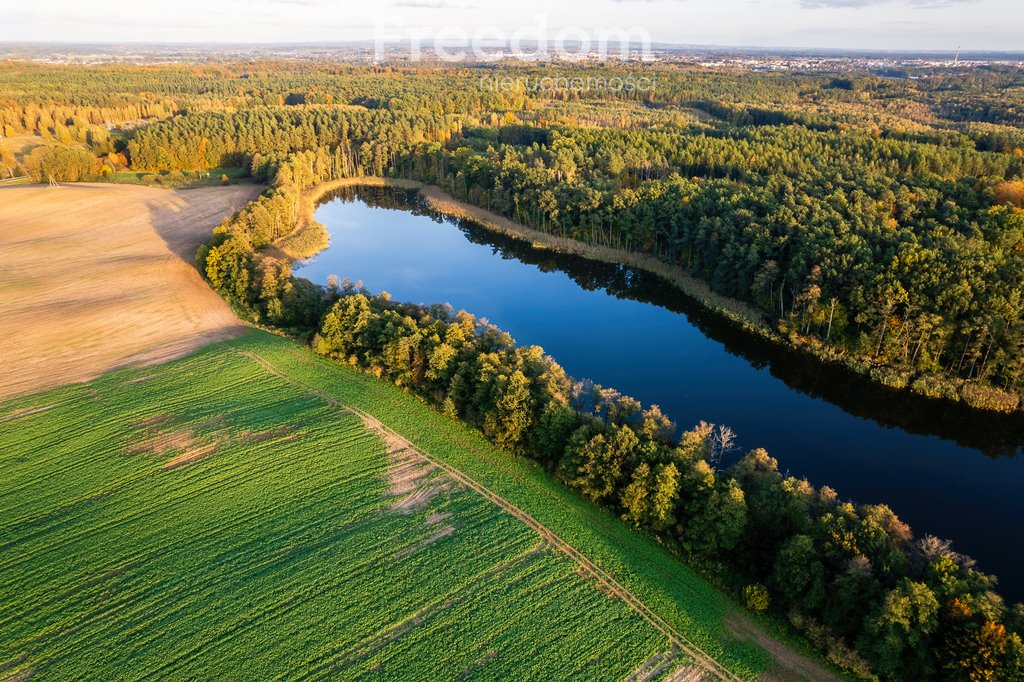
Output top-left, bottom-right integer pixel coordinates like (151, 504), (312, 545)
(416, 185), (770, 331)
(274, 177), (425, 260)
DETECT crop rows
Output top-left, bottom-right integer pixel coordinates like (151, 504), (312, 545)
(0, 340), (694, 680)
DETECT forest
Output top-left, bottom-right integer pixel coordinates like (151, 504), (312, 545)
(7, 60), (1018, 409)
(3, 59), (1024, 679)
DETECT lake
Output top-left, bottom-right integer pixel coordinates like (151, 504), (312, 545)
(302, 186), (1024, 602)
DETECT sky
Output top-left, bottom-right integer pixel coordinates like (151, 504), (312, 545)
(0, 0), (1022, 52)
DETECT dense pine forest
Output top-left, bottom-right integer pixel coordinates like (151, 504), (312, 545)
(3, 59), (1024, 679)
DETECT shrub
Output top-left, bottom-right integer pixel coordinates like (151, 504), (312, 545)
(910, 374), (961, 402)
(743, 583), (770, 613)
(869, 366), (910, 390)
(960, 382), (1020, 413)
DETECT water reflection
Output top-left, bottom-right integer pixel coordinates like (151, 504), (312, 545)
(325, 185), (1024, 458)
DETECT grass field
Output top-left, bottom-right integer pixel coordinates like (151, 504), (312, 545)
(103, 167), (248, 188)
(0, 182), (258, 401)
(0, 332), (730, 681)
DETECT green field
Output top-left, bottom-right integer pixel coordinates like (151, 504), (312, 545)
(102, 167), (247, 188)
(0, 331), (779, 680)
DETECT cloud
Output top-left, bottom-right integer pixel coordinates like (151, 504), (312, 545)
(227, 0), (331, 5)
(799, 0), (977, 8)
(392, 0), (475, 8)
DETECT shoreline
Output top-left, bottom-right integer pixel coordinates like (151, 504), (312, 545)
(273, 177), (425, 260)
(276, 176), (1023, 417)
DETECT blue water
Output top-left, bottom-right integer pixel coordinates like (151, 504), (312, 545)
(300, 187), (1024, 602)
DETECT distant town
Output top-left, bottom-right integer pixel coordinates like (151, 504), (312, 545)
(3, 41), (1022, 73)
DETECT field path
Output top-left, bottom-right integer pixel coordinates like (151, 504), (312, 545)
(0, 182), (260, 400)
(240, 349), (743, 682)
(354, 405), (743, 682)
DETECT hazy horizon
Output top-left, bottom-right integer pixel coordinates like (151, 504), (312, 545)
(2, 0), (1023, 53)
(1, 38), (1022, 56)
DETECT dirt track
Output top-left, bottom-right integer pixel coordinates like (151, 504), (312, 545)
(0, 182), (260, 400)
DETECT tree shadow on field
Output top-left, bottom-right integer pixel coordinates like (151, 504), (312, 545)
(145, 183), (260, 267)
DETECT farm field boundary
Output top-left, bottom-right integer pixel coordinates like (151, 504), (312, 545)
(236, 331), (841, 681)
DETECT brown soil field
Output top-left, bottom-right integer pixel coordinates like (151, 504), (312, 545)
(0, 182), (260, 400)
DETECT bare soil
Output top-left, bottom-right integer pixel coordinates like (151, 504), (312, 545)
(0, 182), (259, 400)
(381, 439), (453, 513)
(130, 428), (197, 456)
(161, 443), (219, 470)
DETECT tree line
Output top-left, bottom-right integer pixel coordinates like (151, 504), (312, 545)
(401, 122), (1024, 411)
